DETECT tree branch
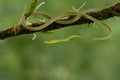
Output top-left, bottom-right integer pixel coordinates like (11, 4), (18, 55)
(0, 2), (120, 40)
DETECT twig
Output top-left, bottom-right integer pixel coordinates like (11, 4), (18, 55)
(25, 0), (37, 19)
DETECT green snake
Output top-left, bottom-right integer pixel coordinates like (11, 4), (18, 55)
(21, 11), (112, 43)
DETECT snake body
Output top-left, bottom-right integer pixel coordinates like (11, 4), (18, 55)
(21, 11), (112, 42)
(21, 11), (81, 31)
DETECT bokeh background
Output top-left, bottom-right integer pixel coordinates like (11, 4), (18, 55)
(0, 0), (120, 80)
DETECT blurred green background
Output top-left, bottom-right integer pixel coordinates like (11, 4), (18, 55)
(0, 0), (120, 80)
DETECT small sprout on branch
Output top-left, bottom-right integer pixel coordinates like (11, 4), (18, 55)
(35, 1), (45, 11)
(32, 33), (37, 40)
(72, 2), (86, 12)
